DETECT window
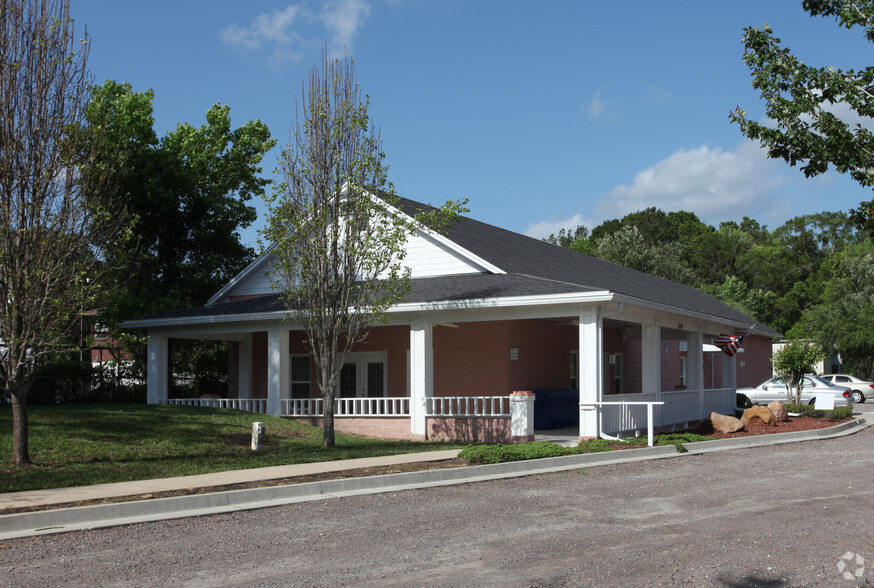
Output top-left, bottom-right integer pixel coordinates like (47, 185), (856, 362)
(291, 355), (311, 399)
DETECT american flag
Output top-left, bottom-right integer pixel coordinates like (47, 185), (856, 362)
(714, 326), (752, 357)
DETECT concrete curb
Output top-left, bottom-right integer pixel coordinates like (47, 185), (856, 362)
(1, 417), (868, 541)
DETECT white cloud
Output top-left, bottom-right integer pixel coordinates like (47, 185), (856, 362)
(647, 84), (672, 103)
(588, 88), (606, 119)
(524, 213), (589, 240)
(321, 0), (371, 57)
(220, 6), (302, 64)
(595, 141), (791, 224)
(220, 2), (371, 65)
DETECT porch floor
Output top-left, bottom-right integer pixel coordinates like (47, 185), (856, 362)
(534, 427), (579, 447)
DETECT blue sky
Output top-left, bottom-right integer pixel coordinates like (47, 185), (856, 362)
(70, 1), (872, 248)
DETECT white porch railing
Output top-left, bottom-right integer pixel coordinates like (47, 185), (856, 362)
(598, 387), (735, 435)
(282, 397), (411, 417)
(163, 398), (268, 414)
(426, 396), (511, 417)
(581, 401), (664, 447)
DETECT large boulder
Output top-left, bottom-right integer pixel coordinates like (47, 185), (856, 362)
(741, 405), (777, 426)
(767, 401), (789, 422)
(709, 412), (745, 433)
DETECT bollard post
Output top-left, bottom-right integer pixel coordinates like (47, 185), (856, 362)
(251, 421), (265, 451)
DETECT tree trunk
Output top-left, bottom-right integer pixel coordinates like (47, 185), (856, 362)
(11, 389), (31, 466)
(321, 366), (335, 448)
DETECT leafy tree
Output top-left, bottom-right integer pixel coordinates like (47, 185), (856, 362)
(0, 0), (128, 465)
(594, 225), (697, 285)
(545, 225), (588, 249)
(730, 0), (874, 234)
(771, 339), (827, 404)
(266, 52), (464, 448)
(89, 81), (276, 325)
(84, 81), (275, 387)
(804, 248), (874, 378)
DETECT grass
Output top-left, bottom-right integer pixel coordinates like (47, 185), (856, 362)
(0, 404), (464, 493)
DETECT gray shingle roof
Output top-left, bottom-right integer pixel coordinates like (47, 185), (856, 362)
(127, 196), (778, 336)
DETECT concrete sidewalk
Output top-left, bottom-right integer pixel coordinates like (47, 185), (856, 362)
(0, 449), (462, 511)
(0, 417), (868, 541)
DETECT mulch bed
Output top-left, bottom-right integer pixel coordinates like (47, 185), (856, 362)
(688, 415), (847, 439)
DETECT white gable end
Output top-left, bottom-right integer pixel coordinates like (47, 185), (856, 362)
(401, 230), (492, 277)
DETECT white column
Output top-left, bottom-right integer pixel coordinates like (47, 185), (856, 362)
(687, 330), (700, 391)
(147, 333), (168, 405)
(267, 327), (289, 417)
(578, 307), (601, 439)
(510, 391), (535, 441)
(641, 319), (660, 394)
(409, 318), (434, 436)
(238, 334), (252, 400)
(722, 351), (736, 391)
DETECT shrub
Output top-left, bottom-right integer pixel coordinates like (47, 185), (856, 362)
(827, 406), (853, 420)
(459, 433), (717, 464)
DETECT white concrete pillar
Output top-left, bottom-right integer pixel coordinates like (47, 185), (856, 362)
(510, 391), (535, 441)
(578, 307), (601, 439)
(238, 334), (252, 400)
(641, 319), (660, 395)
(722, 350), (736, 391)
(687, 330), (700, 391)
(409, 318), (434, 436)
(147, 333), (168, 405)
(267, 327), (289, 417)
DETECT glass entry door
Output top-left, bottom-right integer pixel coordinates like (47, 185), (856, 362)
(338, 353), (386, 398)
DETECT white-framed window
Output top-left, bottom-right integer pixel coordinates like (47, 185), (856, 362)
(291, 355), (311, 399)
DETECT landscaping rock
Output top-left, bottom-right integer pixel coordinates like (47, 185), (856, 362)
(741, 405), (776, 427)
(709, 412), (745, 433)
(767, 401), (788, 422)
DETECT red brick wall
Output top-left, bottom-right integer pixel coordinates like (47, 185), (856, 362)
(426, 417), (513, 443)
(737, 334), (773, 388)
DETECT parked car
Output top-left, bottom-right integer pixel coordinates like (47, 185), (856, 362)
(819, 374), (871, 404)
(737, 375), (853, 407)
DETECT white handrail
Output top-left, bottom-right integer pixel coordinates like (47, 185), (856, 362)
(580, 401), (665, 447)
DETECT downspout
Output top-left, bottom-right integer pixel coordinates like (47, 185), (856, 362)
(597, 302), (624, 442)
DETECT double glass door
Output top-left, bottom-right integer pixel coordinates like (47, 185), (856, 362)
(339, 353), (386, 398)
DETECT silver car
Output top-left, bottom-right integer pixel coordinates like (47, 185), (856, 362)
(819, 374), (870, 404)
(738, 375), (853, 407)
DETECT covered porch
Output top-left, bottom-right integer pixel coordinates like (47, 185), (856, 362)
(141, 300), (745, 444)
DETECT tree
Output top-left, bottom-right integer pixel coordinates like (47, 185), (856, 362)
(804, 248), (874, 378)
(266, 52), (463, 448)
(730, 0), (874, 234)
(0, 0), (127, 465)
(594, 225), (697, 285)
(85, 81), (275, 389)
(771, 339), (827, 404)
(89, 81), (276, 325)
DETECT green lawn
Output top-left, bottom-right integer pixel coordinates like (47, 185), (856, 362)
(0, 404), (463, 493)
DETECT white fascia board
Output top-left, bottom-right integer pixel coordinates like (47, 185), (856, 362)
(389, 290), (614, 314)
(372, 192), (506, 275)
(121, 291), (614, 331)
(206, 244), (277, 305)
(610, 293), (759, 333)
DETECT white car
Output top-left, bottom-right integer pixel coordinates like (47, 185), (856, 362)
(737, 375), (853, 407)
(819, 374), (871, 404)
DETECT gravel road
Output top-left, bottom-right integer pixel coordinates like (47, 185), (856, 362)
(3, 426), (873, 587)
